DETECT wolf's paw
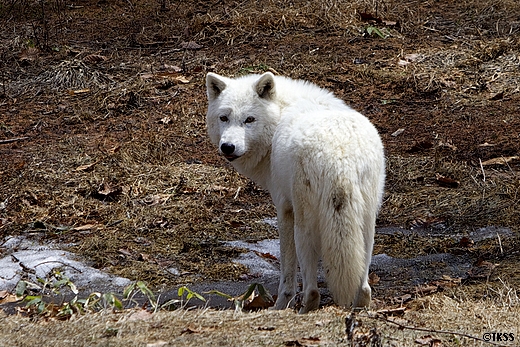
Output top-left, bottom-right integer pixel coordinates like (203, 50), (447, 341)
(274, 291), (296, 310)
(298, 289), (320, 314)
(354, 283), (371, 308)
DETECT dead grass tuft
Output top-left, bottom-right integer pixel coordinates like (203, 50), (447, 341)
(381, 155), (520, 229)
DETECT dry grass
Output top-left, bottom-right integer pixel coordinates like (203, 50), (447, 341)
(381, 154), (520, 229)
(1, 289), (518, 347)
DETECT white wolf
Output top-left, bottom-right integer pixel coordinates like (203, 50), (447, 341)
(206, 72), (385, 313)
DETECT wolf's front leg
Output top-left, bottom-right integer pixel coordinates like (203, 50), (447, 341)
(274, 205), (298, 310)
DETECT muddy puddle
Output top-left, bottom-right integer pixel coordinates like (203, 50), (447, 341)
(181, 226), (514, 308)
(2, 225), (513, 311)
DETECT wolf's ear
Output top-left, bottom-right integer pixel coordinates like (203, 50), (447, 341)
(206, 73), (227, 101)
(255, 72), (276, 99)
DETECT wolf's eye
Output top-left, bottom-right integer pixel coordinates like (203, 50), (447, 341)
(220, 116), (229, 122)
(244, 116), (256, 124)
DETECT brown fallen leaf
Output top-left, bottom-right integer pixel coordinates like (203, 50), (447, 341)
(243, 293), (275, 310)
(415, 335), (443, 346)
(481, 156), (519, 166)
(97, 183), (122, 198)
(254, 251), (278, 261)
(368, 272), (380, 285)
(73, 224), (98, 231)
(438, 141), (457, 151)
(83, 54), (108, 64)
(435, 173), (460, 188)
(0, 291), (22, 304)
(75, 162), (98, 171)
(138, 253), (152, 262)
(173, 75), (190, 84)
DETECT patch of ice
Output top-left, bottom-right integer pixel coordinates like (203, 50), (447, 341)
(0, 236), (131, 293)
(226, 239), (280, 277)
(262, 218), (278, 228)
(167, 267), (180, 276)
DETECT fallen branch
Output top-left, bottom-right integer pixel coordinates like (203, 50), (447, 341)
(0, 137), (29, 144)
(34, 260), (83, 273)
(367, 312), (507, 346)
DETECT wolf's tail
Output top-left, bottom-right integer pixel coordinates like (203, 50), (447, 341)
(320, 181), (378, 308)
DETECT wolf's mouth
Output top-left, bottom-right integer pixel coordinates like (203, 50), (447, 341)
(223, 154), (240, 161)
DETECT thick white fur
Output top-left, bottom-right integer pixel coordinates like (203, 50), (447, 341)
(206, 72), (385, 313)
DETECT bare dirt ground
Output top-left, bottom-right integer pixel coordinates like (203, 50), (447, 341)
(0, 0), (519, 345)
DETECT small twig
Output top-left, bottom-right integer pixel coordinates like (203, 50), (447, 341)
(496, 232), (503, 255)
(479, 158), (486, 182)
(233, 186), (241, 200)
(503, 157), (517, 178)
(369, 312), (507, 346)
(0, 137), (29, 144)
(34, 260), (83, 273)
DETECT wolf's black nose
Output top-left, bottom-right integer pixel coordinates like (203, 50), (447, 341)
(220, 143), (235, 155)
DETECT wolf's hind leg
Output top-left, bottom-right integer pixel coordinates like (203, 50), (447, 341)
(354, 209), (376, 308)
(294, 219), (320, 314)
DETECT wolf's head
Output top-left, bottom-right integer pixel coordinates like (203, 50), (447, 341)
(205, 72), (281, 174)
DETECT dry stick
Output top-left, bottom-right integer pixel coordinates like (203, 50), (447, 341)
(34, 260), (83, 273)
(479, 158), (486, 182)
(369, 313), (508, 347)
(233, 186), (241, 200)
(0, 137), (29, 144)
(496, 232), (503, 255)
(503, 156), (517, 178)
